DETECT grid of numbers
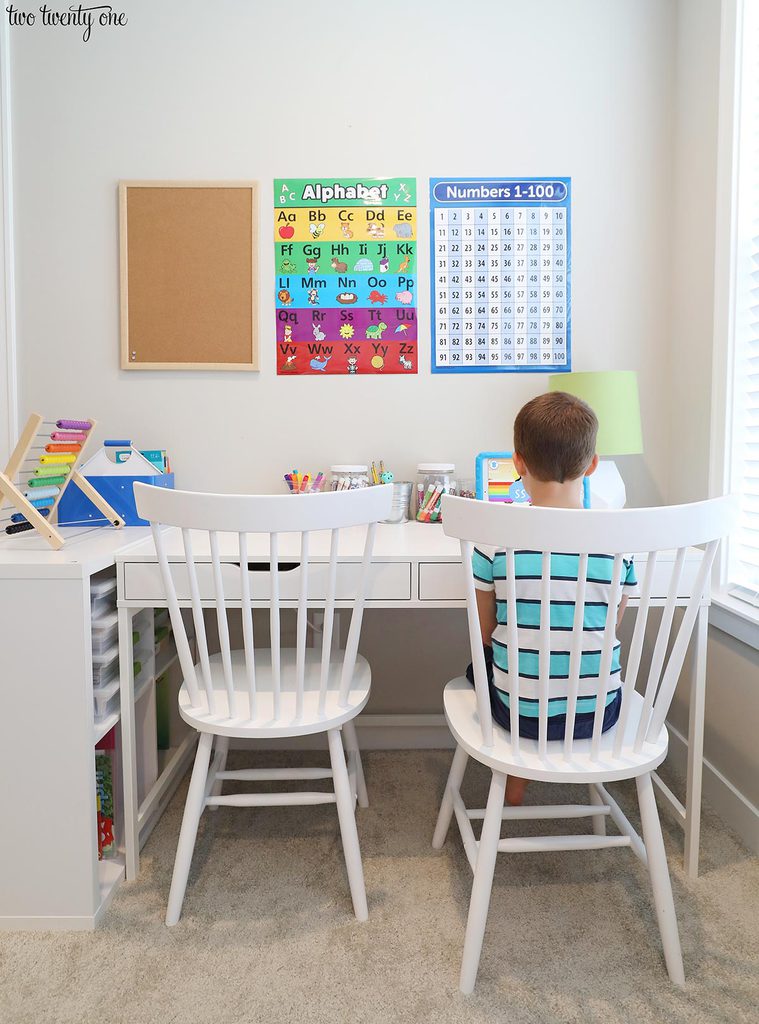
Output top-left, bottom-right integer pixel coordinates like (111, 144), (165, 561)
(433, 206), (568, 370)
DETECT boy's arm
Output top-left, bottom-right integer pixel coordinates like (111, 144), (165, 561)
(476, 588), (498, 648)
(472, 546), (496, 647)
(617, 558), (638, 627)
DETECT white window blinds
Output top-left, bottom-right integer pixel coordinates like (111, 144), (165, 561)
(728, 0), (759, 602)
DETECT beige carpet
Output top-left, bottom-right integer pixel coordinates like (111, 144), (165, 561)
(1, 751), (757, 1024)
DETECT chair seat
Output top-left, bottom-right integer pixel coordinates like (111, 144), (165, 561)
(178, 649), (371, 738)
(443, 678), (668, 783)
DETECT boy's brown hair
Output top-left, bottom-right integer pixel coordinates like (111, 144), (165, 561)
(513, 392), (598, 483)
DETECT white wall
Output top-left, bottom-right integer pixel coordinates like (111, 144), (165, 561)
(10, 0), (675, 503)
(668, 0), (722, 505)
(0, 15), (16, 466)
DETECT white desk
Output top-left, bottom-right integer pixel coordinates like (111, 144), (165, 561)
(117, 523), (709, 881)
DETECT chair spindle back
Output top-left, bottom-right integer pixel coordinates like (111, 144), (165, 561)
(443, 495), (736, 764)
(135, 484), (393, 724)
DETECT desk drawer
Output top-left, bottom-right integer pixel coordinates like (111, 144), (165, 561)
(123, 560), (411, 603)
(418, 557), (700, 602)
(419, 562), (465, 601)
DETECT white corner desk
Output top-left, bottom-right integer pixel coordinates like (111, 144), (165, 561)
(0, 522), (709, 930)
(116, 523), (709, 883)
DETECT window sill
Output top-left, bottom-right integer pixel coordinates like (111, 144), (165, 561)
(710, 588), (759, 651)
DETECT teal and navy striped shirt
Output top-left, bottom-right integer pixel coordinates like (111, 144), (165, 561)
(473, 547), (638, 718)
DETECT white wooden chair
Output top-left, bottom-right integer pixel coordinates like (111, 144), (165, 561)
(133, 482), (392, 926)
(432, 495), (736, 994)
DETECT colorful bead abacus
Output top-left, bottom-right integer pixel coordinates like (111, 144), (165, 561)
(0, 413), (124, 550)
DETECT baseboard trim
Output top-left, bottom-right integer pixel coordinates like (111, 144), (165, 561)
(0, 914), (96, 932)
(356, 714), (454, 749)
(666, 722), (759, 856)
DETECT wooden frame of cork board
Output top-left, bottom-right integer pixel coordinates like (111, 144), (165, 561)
(119, 181), (258, 370)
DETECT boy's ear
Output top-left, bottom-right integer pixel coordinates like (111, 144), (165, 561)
(513, 451), (526, 476)
(584, 453), (600, 477)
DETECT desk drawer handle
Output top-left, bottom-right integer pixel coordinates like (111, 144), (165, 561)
(232, 562), (301, 573)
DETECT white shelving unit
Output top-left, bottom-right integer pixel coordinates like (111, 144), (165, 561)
(0, 527), (153, 930)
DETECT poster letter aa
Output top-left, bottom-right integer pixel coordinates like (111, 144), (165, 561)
(275, 178), (417, 375)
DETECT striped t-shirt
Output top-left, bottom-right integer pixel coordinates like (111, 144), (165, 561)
(473, 547), (638, 718)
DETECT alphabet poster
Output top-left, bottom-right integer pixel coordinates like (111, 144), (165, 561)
(275, 178), (417, 375)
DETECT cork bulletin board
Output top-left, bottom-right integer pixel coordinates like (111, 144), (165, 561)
(119, 181), (258, 370)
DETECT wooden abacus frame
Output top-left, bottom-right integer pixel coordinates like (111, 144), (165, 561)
(0, 414), (125, 550)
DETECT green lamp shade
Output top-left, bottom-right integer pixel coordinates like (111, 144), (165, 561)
(548, 371), (643, 456)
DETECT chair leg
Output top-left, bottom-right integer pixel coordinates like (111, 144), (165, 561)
(342, 719), (369, 808)
(636, 772), (685, 987)
(207, 735), (230, 812)
(459, 770), (507, 994)
(328, 728), (368, 922)
(589, 783), (606, 836)
(166, 732), (213, 927)
(432, 744), (469, 849)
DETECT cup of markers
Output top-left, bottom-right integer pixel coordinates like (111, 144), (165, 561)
(284, 470), (326, 494)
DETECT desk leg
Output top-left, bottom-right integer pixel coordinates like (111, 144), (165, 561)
(311, 609), (342, 656)
(684, 605), (708, 880)
(119, 606), (139, 881)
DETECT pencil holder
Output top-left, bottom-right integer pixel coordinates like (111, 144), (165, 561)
(283, 471), (326, 494)
(382, 481), (413, 524)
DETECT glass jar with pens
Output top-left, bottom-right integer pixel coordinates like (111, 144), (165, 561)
(413, 463), (455, 523)
(329, 465), (370, 491)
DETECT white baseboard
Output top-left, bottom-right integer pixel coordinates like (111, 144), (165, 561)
(0, 914), (96, 931)
(355, 714), (454, 749)
(666, 722), (759, 856)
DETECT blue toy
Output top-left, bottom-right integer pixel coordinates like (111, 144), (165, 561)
(475, 451), (591, 508)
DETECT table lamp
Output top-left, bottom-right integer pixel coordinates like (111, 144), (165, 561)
(548, 370), (643, 508)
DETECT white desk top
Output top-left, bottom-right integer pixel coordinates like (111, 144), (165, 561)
(116, 521), (696, 567)
(0, 521), (701, 603)
(0, 527), (153, 578)
(0, 520), (701, 569)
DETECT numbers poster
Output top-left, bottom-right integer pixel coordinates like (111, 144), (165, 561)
(429, 178), (571, 373)
(275, 178), (417, 375)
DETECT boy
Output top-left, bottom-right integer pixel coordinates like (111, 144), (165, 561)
(469, 392), (637, 805)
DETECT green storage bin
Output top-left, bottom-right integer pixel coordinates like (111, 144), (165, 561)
(156, 671), (170, 750)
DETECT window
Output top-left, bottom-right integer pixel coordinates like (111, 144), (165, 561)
(720, 0), (759, 606)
